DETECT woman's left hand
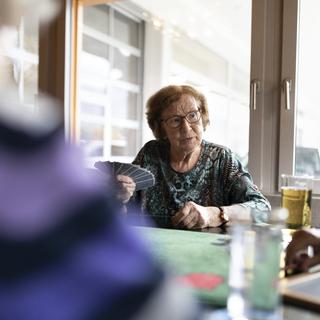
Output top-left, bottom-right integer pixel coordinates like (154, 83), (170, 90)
(171, 202), (220, 229)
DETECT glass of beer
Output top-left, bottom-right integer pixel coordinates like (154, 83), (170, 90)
(280, 174), (312, 229)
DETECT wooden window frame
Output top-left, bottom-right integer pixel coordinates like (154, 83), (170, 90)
(69, 0), (117, 143)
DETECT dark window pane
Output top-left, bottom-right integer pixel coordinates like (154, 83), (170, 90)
(113, 47), (139, 84)
(83, 5), (109, 34)
(82, 35), (109, 60)
(114, 11), (139, 47)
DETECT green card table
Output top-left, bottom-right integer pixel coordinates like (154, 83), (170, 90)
(134, 226), (320, 320)
(136, 227), (230, 306)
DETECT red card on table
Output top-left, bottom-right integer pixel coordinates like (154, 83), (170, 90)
(176, 273), (224, 291)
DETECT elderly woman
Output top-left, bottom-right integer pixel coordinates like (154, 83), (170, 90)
(124, 85), (270, 229)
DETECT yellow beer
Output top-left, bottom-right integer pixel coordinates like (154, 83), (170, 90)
(281, 187), (312, 228)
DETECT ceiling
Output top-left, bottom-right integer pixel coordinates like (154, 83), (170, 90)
(130, 0), (252, 69)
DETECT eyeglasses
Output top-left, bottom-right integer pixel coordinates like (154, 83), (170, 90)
(161, 109), (201, 129)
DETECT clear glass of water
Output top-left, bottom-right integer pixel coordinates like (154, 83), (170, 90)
(227, 209), (287, 320)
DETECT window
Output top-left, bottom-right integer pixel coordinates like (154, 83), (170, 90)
(277, 0), (320, 194)
(289, 0), (320, 182)
(292, 0), (320, 179)
(76, 3), (143, 165)
(0, 15), (39, 109)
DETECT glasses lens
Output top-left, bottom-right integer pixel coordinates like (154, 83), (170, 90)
(167, 116), (181, 128)
(186, 110), (200, 123)
(164, 110), (200, 128)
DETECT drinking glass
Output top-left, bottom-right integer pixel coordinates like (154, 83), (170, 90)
(280, 174), (313, 228)
(227, 208), (287, 320)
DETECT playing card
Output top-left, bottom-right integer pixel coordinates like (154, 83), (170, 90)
(94, 161), (155, 191)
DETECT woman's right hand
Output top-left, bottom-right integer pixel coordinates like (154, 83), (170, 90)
(116, 175), (136, 204)
(171, 202), (222, 229)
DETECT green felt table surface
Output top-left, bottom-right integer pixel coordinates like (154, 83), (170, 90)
(135, 227), (231, 306)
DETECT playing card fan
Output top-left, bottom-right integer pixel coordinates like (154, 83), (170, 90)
(94, 161), (155, 192)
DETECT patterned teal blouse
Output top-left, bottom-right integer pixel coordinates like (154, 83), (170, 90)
(131, 140), (270, 227)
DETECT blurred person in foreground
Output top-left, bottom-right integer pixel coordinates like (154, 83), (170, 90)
(285, 229), (320, 274)
(122, 85), (270, 229)
(0, 1), (200, 320)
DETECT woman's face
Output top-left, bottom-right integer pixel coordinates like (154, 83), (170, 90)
(161, 94), (203, 155)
